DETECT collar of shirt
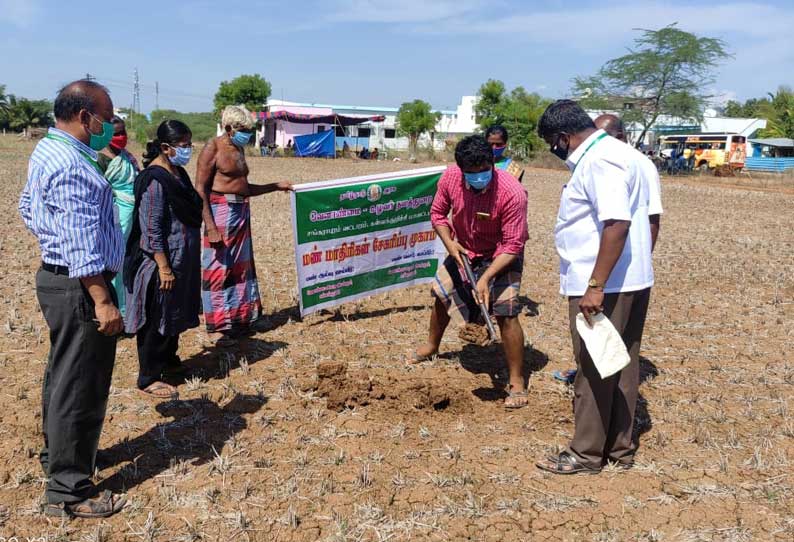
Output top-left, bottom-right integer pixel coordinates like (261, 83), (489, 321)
(565, 129), (605, 171)
(48, 127), (99, 161)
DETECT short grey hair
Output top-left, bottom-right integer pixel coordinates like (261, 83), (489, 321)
(221, 105), (254, 130)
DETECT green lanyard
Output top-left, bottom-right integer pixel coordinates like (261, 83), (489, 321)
(572, 132), (608, 172)
(45, 133), (103, 175)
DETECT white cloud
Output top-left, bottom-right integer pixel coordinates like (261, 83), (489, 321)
(323, 0), (488, 23)
(0, 0), (41, 28)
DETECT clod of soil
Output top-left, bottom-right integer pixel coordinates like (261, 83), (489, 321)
(458, 322), (492, 346)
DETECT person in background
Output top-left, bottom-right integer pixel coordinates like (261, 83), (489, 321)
(485, 125), (524, 181)
(360, 146), (370, 159)
(287, 139), (293, 149)
(124, 120), (203, 399)
(195, 105), (292, 345)
(408, 135), (530, 409)
(259, 135), (268, 157)
(97, 116), (139, 317)
(371, 147), (379, 160)
(536, 100), (656, 475)
(553, 113), (663, 385)
(19, 79), (126, 518)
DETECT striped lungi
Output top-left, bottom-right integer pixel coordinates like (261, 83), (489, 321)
(432, 255), (523, 323)
(201, 192), (262, 332)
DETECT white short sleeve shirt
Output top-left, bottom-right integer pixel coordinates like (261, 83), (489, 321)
(555, 130), (655, 296)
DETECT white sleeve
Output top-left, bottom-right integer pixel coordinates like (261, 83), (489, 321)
(647, 164), (663, 216)
(584, 157), (633, 223)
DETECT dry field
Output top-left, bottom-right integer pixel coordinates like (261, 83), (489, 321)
(0, 135), (792, 541)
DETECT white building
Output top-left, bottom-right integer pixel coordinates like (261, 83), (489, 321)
(259, 96), (479, 153)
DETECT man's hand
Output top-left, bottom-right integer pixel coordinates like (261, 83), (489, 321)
(445, 240), (467, 268)
(578, 287), (605, 325)
(475, 275), (491, 310)
(95, 300), (123, 336)
(276, 181), (293, 191)
(159, 268), (176, 291)
(206, 228), (224, 247)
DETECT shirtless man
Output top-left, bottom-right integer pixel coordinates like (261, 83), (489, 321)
(195, 105), (291, 342)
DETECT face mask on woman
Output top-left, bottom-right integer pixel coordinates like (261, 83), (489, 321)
(231, 131), (252, 147)
(492, 145), (506, 159)
(168, 145), (193, 167)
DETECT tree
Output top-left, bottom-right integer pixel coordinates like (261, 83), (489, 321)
(723, 97), (770, 118)
(758, 87), (794, 139)
(573, 24), (731, 147)
(474, 79), (550, 159)
(0, 84), (10, 118)
(7, 97), (52, 134)
(396, 99), (441, 158)
(214, 74), (271, 113)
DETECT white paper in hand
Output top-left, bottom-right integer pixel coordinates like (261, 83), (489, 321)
(575, 312), (630, 379)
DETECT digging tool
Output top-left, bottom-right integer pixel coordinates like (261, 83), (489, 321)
(460, 253), (498, 343)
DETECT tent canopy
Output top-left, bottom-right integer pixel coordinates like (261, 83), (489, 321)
(260, 111), (385, 126)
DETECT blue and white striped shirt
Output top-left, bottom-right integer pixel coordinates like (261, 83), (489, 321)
(19, 128), (124, 278)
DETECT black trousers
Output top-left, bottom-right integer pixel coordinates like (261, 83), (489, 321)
(36, 268), (117, 504)
(136, 277), (180, 389)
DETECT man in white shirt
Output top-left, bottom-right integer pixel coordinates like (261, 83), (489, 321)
(554, 114), (663, 385)
(535, 100), (656, 475)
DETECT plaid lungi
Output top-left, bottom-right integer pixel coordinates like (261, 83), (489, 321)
(432, 255), (523, 322)
(201, 193), (262, 332)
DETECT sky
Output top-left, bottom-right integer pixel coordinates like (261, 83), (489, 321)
(1, 0), (792, 114)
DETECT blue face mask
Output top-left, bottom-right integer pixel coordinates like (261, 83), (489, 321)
(168, 145), (193, 167)
(231, 131), (252, 147)
(464, 169), (493, 190)
(492, 145), (506, 159)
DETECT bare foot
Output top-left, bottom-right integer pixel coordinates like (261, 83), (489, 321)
(405, 343), (438, 365)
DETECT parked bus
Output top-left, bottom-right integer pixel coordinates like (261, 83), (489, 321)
(657, 133), (747, 171)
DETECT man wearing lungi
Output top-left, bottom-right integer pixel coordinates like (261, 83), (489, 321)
(409, 135), (531, 409)
(196, 105), (292, 343)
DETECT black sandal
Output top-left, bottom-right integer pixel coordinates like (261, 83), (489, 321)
(43, 490), (127, 518)
(536, 451), (601, 475)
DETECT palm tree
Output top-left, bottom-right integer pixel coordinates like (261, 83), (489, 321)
(0, 85), (10, 128)
(8, 97), (52, 136)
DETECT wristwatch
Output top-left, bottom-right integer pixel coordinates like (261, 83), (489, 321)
(588, 278), (604, 290)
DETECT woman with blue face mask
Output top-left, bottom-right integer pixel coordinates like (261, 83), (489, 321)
(486, 125), (525, 182)
(123, 120), (204, 400)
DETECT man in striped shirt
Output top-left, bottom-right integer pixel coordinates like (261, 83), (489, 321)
(410, 135), (530, 408)
(19, 80), (126, 518)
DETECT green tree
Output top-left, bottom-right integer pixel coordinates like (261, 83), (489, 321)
(0, 84), (10, 118)
(758, 87), (794, 139)
(474, 79), (550, 159)
(214, 74), (271, 113)
(7, 97), (52, 133)
(396, 99), (441, 158)
(573, 24), (731, 147)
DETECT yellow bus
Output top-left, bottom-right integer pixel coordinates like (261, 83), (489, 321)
(657, 133), (747, 171)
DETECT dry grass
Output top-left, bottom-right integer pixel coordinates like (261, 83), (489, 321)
(0, 135), (792, 540)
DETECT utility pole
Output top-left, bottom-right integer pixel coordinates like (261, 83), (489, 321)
(85, 73), (95, 81)
(155, 81), (159, 111)
(132, 67), (141, 115)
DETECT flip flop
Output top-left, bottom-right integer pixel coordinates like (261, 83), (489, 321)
(553, 369), (577, 384)
(138, 381), (179, 401)
(504, 389), (529, 409)
(405, 348), (436, 365)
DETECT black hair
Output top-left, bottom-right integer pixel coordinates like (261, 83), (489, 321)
(485, 125), (508, 143)
(454, 135), (494, 170)
(111, 115), (125, 126)
(537, 99), (595, 139)
(53, 79), (110, 121)
(142, 119), (192, 168)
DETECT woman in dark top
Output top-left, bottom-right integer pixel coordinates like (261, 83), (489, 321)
(124, 120), (203, 399)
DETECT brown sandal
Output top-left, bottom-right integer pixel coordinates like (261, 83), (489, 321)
(43, 490), (126, 518)
(138, 381), (179, 400)
(536, 451), (601, 475)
